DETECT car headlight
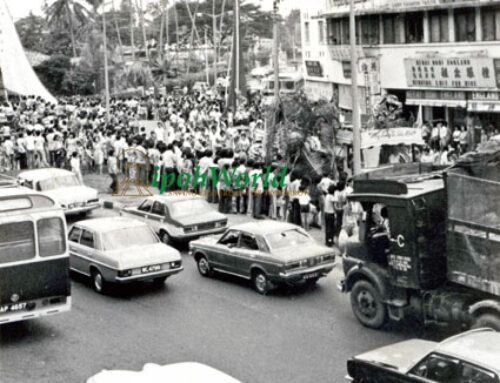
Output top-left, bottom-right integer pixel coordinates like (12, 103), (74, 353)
(118, 269), (132, 277)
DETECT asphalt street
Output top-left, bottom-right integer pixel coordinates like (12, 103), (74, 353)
(0, 205), (456, 383)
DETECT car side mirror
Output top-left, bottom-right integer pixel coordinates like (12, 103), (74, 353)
(227, 243), (235, 249)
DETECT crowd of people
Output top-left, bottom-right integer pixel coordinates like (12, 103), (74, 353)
(0, 91), (358, 247)
(419, 119), (500, 165)
(6, 90), (498, 247)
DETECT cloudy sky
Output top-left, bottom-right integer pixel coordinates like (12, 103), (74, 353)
(5, 0), (301, 20)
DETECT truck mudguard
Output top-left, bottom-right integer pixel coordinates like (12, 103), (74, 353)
(345, 263), (389, 300)
(469, 299), (500, 317)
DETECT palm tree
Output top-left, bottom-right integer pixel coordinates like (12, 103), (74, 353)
(45, 0), (92, 58)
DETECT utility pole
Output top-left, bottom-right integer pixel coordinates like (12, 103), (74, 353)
(166, 0), (169, 54)
(205, 28), (210, 84)
(159, 0), (165, 60)
(212, 0), (218, 86)
(103, 3), (110, 121)
(350, 0), (361, 175)
(273, 0), (280, 101)
(130, 0), (135, 61)
(234, 0), (240, 97)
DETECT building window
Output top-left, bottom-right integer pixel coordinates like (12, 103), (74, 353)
(405, 12), (424, 43)
(455, 8), (476, 42)
(341, 18), (350, 44)
(342, 61), (351, 79)
(318, 20), (325, 43)
(327, 17), (351, 45)
(482, 7), (500, 41)
(360, 16), (379, 45)
(305, 22), (310, 43)
(383, 14), (396, 43)
(327, 18), (340, 45)
(429, 10), (449, 42)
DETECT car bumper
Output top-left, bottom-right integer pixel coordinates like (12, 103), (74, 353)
(114, 266), (183, 283)
(64, 202), (100, 215)
(277, 262), (336, 284)
(173, 227), (226, 241)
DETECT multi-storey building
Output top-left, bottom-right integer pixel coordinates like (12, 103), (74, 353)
(301, 0), (500, 135)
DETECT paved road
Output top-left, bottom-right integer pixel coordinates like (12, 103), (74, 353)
(0, 207), (454, 383)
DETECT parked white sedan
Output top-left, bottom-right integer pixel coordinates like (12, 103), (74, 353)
(87, 362), (242, 383)
(68, 217), (183, 293)
(18, 168), (99, 215)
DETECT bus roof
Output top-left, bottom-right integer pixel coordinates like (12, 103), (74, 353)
(0, 187), (57, 214)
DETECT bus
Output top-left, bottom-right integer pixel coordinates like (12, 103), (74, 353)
(262, 72), (304, 96)
(0, 186), (70, 324)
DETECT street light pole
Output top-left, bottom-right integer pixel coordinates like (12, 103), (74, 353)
(235, 0), (240, 96)
(103, 3), (110, 121)
(350, 0), (361, 175)
(212, 0), (218, 86)
(273, 0), (280, 101)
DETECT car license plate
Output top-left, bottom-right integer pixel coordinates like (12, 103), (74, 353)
(303, 272), (319, 280)
(141, 265), (161, 273)
(0, 302), (27, 313)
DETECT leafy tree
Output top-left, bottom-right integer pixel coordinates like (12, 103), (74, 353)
(35, 54), (72, 94)
(15, 13), (48, 53)
(45, 0), (93, 58)
(60, 67), (97, 95)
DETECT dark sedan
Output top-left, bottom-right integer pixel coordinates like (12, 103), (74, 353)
(189, 221), (337, 294)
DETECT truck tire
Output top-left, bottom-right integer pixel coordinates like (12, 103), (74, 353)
(350, 280), (388, 329)
(472, 313), (500, 332)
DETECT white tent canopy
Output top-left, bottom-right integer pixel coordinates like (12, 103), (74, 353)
(0, 0), (57, 104)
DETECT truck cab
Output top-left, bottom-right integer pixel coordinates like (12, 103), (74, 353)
(341, 164), (448, 328)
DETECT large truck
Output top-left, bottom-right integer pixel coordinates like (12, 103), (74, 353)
(341, 144), (500, 330)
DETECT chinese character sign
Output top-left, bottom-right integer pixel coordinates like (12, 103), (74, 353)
(404, 57), (498, 89)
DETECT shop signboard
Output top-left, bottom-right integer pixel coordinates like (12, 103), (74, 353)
(405, 57), (498, 89)
(361, 127), (424, 149)
(471, 92), (500, 101)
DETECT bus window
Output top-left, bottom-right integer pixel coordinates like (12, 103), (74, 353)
(0, 221), (35, 263)
(38, 218), (66, 257)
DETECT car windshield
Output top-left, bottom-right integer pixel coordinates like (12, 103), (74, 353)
(101, 226), (159, 250)
(265, 229), (312, 250)
(38, 175), (80, 191)
(169, 199), (210, 217)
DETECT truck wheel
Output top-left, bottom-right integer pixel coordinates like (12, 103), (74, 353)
(472, 313), (500, 332)
(351, 280), (388, 329)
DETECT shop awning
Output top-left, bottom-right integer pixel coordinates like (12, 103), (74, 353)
(406, 99), (467, 108)
(467, 101), (500, 113)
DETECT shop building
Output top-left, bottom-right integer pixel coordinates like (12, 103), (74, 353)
(301, 0), (500, 138)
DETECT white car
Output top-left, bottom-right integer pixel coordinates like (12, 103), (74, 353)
(347, 328), (500, 382)
(120, 195), (227, 245)
(69, 217), (183, 293)
(18, 168), (99, 215)
(86, 362), (242, 383)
